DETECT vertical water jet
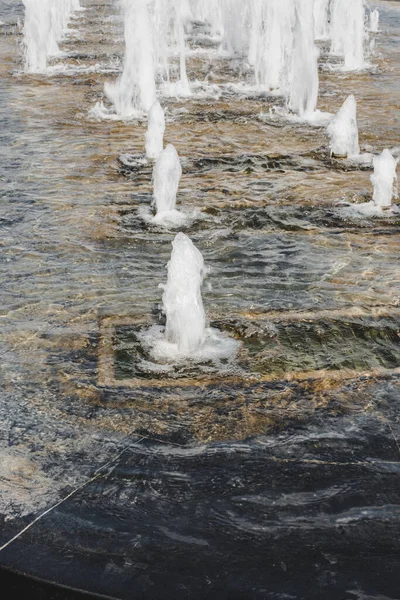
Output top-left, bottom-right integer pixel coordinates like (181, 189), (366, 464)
(369, 9), (380, 33)
(289, 1), (319, 117)
(371, 150), (398, 209)
(252, 0), (295, 94)
(330, 0), (366, 71)
(22, 0), (57, 73)
(153, 144), (182, 217)
(313, 0), (330, 40)
(22, 0), (80, 73)
(327, 95), (360, 158)
(105, 0), (156, 118)
(162, 232), (206, 355)
(146, 101), (166, 160)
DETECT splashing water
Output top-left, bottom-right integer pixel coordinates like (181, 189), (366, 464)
(330, 0), (366, 71)
(371, 149), (398, 209)
(327, 95), (360, 158)
(145, 101), (166, 160)
(104, 0), (156, 117)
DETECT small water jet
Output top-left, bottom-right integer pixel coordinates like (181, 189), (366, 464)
(330, 0), (366, 71)
(327, 95), (360, 158)
(145, 101), (166, 160)
(152, 144), (183, 224)
(138, 233), (239, 364)
(341, 150), (399, 218)
(160, 232), (206, 355)
(369, 9), (380, 33)
(140, 143), (200, 228)
(371, 149), (398, 210)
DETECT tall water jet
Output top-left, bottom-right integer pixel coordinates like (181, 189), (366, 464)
(22, 0), (56, 73)
(369, 9), (380, 33)
(162, 233), (206, 355)
(371, 150), (398, 209)
(104, 0), (156, 117)
(175, 9), (191, 97)
(252, 0), (295, 94)
(220, 0), (250, 57)
(153, 144), (182, 220)
(330, 0), (366, 71)
(22, 0), (80, 73)
(145, 101), (166, 160)
(327, 95), (360, 158)
(289, 1), (319, 117)
(151, 0), (191, 98)
(313, 0), (330, 40)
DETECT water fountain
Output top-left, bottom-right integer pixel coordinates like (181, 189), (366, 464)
(22, 0), (80, 73)
(220, 0), (250, 58)
(104, 0), (156, 118)
(370, 9), (380, 33)
(5, 0), (400, 598)
(153, 144), (182, 214)
(151, 0), (192, 98)
(289, 1), (320, 118)
(330, 0), (366, 71)
(313, 0), (330, 41)
(22, 0), (55, 73)
(251, 0), (295, 94)
(145, 101), (166, 160)
(343, 149), (399, 217)
(327, 95), (360, 158)
(139, 233), (239, 362)
(158, 232), (206, 356)
(371, 149), (398, 210)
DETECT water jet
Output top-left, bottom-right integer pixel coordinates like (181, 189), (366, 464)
(145, 101), (166, 160)
(327, 95), (360, 158)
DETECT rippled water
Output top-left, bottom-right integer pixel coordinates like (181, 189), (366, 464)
(0, 1), (399, 598)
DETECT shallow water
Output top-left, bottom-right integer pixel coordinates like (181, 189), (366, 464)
(0, 1), (399, 598)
